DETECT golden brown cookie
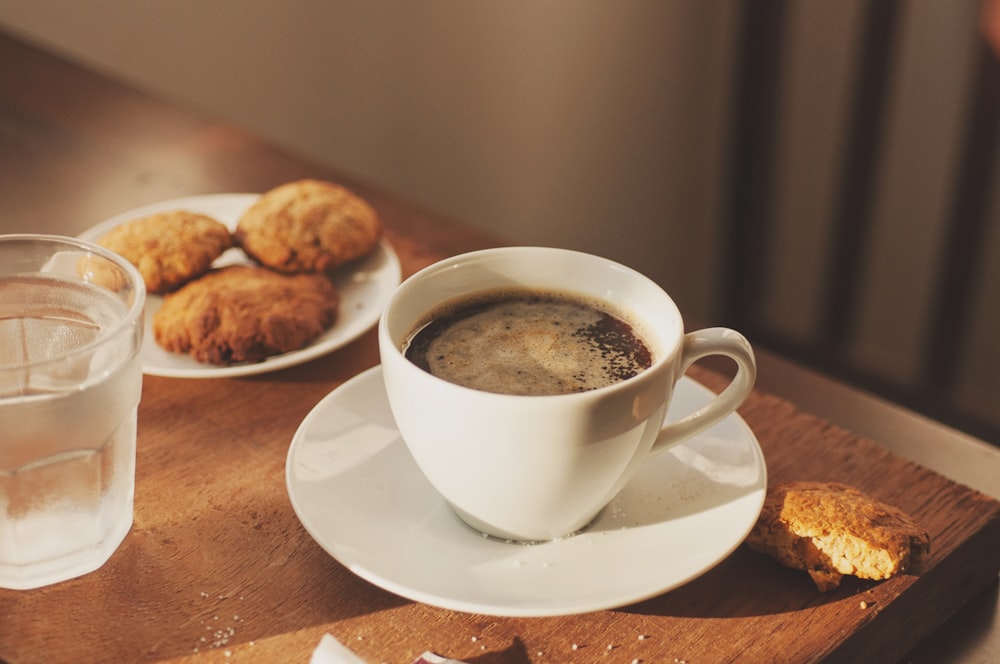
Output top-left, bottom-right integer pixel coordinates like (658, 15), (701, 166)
(746, 481), (930, 591)
(98, 211), (233, 294)
(152, 265), (339, 365)
(234, 179), (382, 274)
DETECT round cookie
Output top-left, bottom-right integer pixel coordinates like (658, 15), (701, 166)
(235, 179), (382, 274)
(152, 265), (339, 365)
(98, 211), (233, 294)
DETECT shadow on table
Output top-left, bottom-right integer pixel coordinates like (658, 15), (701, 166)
(464, 637), (531, 664)
(619, 546), (884, 619)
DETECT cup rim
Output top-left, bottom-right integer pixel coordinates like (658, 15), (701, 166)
(0, 233), (146, 373)
(379, 246), (681, 400)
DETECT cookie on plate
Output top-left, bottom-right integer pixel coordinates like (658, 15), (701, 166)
(235, 179), (382, 274)
(152, 265), (339, 365)
(97, 210), (233, 294)
(746, 481), (930, 591)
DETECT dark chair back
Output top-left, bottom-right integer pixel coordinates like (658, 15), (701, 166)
(720, 0), (1000, 444)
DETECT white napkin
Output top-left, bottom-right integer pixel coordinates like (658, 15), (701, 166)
(310, 634), (466, 664)
(311, 635), (367, 664)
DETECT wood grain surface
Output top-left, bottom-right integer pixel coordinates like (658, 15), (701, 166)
(1, 355), (997, 664)
(1, 29), (998, 664)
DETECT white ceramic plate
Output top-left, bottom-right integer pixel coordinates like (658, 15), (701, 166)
(286, 365), (767, 616)
(79, 194), (401, 378)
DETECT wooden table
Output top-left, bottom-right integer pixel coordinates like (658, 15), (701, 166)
(1, 30), (998, 664)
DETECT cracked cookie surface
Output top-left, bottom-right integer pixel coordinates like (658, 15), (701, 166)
(746, 481), (930, 591)
(152, 265), (339, 365)
(98, 210), (233, 294)
(235, 179), (381, 274)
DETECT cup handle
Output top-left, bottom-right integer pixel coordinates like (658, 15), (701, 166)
(651, 327), (756, 453)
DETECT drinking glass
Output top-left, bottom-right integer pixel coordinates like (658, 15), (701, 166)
(0, 234), (145, 589)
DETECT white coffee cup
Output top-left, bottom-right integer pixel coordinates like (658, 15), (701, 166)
(378, 247), (755, 542)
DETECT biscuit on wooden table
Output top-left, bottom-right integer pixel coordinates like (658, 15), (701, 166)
(98, 210), (233, 294)
(235, 179), (382, 274)
(152, 265), (339, 365)
(746, 481), (930, 591)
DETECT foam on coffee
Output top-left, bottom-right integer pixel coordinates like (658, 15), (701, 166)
(403, 289), (653, 396)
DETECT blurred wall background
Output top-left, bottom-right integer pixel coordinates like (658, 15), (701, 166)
(0, 0), (736, 324)
(1, 0), (997, 440)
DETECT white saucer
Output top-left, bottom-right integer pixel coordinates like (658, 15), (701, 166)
(79, 194), (401, 378)
(286, 366), (767, 617)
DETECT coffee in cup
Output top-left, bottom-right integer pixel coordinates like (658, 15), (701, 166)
(403, 287), (653, 396)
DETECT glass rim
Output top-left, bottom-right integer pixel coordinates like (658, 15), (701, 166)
(0, 233), (146, 374)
